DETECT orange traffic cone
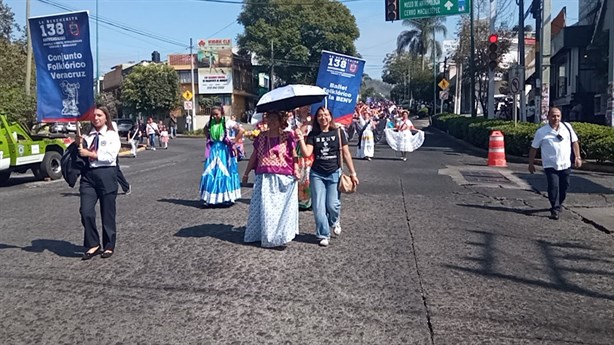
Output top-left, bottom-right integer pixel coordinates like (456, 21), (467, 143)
(487, 130), (507, 167)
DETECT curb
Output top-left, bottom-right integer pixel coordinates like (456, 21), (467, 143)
(426, 125), (614, 174)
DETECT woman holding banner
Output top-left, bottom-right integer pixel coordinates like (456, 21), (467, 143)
(77, 106), (121, 260)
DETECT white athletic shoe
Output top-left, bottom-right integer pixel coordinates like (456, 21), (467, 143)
(332, 224), (341, 235)
(319, 238), (330, 247)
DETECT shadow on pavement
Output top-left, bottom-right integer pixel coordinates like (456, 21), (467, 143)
(0, 175), (39, 187)
(0, 243), (20, 250)
(61, 192), (80, 197)
(515, 172), (614, 194)
(458, 204), (551, 217)
(445, 230), (614, 301)
(158, 198), (204, 209)
(21, 239), (82, 257)
(174, 224), (247, 245)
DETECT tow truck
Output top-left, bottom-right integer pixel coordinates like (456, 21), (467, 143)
(0, 114), (72, 185)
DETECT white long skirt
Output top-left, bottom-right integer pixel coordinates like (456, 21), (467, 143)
(244, 173), (299, 247)
(384, 128), (425, 153)
(357, 128), (375, 158)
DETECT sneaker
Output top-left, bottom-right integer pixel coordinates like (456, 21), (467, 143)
(319, 238), (330, 247)
(402, 157), (407, 161)
(550, 210), (559, 220)
(332, 224), (341, 235)
(125, 186), (132, 195)
(151, 147), (156, 151)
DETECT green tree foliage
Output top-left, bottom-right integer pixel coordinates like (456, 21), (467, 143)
(396, 17), (447, 70)
(121, 64), (181, 119)
(382, 52), (435, 103)
(96, 92), (121, 118)
(453, 16), (513, 115)
(0, 0), (36, 124)
(237, 0), (359, 85)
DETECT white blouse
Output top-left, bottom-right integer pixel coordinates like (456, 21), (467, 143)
(84, 125), (121, 168)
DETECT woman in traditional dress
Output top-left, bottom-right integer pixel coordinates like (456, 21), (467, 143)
(356, 109), (375, 160)
(384, 109), (425, 161)
(242, 111), (300, 248)
(199, 106), (243, 205)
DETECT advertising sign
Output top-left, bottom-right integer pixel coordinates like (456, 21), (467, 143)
(197, 38), (232, 68)
(197, 68), (233, 94)
(400, 0), (470, 19)
(29, 11), (94, 122)
(311, 50), (365, 125)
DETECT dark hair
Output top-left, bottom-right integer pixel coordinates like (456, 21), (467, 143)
(311, 106), (337, 133)
(96, 106), (115, 130)
(266, 111), (289, 128)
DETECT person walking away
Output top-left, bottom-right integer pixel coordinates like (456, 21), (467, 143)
(243, 111), (300, 248)
(199, 106), (241, 205)
(295, 107), (359, 247)
(77, 106), (121, 260)
(146, 117), (158, 150)
(128, 124), (140, 158)
(168, 114), (177, 138)
(528, 107), (582, 220)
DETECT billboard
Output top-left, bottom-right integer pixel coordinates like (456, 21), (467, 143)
(197, 68), (233, 94)
(197, 38), (232, 68)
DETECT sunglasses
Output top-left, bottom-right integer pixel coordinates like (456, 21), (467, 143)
(556, 134), (564, 141)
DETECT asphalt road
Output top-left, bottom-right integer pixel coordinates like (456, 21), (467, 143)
(1, 126), (613, 345)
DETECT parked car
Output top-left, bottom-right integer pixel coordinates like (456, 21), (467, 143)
(51, 122), (67, 133)
(65, 122), (77, 133)
(113, 118), (135, 138)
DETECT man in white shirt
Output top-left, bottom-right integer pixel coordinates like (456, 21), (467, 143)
(528, 107), (582, 220)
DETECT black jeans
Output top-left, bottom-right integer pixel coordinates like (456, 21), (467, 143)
(544, 168), (571, 212)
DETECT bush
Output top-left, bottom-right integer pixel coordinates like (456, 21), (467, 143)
(431, 115), (613, 162)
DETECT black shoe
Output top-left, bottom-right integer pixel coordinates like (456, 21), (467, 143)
(101, 250), (114, 259)
(550, 210), (559, 220)
(82, 246), (102, 260)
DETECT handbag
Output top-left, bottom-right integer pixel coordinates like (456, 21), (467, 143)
(337, 128), (357, 194)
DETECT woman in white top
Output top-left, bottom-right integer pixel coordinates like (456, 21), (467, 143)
(356, 109), (375, 160)
(384, 109), (425, 161)
(77, 106), (121, 260)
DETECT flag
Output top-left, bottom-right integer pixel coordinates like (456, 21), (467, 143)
(311, 50), (365, 125)
(29, 11), (95, 122)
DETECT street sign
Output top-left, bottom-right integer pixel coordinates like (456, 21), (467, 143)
(438, 78), (450, 90)
(183, 101), (193, 110)
(439, 90), (449, 100)
(399, 0), (471, 19)
(510, 77), (520, 94)
(182, 90), (193, 101)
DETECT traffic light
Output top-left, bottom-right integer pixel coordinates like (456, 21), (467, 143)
(488, 34), (498, 70)
(385, 0), (399, 22)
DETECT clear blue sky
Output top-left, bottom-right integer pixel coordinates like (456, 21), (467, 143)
(8, 0), (578, 79)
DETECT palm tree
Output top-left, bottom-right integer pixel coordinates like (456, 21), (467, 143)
(396, 18), (447, 70)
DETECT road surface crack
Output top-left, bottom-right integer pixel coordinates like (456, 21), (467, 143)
(400, 179), (435, 345)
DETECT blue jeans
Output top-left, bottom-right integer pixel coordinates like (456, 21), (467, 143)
(310, 169), (341, 239)
(148, 133), (156, 148)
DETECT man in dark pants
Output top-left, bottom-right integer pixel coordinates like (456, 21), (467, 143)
(528, 107), (582, 220)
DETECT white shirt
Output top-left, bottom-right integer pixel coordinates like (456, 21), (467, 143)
(531, 122), (578, 170)
(84, 125), (121, 168)
(146, 122), (158, 135)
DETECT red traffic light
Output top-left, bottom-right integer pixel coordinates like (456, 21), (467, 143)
(488, 34), (498, 44)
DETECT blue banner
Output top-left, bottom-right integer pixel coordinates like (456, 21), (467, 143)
(311, 50), (365, 125)
(29, 11), (94, 123)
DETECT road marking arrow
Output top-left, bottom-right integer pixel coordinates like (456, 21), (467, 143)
(444, 1), (453, 10)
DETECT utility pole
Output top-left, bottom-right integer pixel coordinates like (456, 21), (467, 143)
(270, 40), (274, 90)
(25, 0), (32, 96)
(541, 0), (552, 122)
(519, 0), (526, 122)
(190, 38), (196, 132)
(487, 0), (497, 119)
(95, 0), (99, 95)
(533, 0), (542, 123)
(469, 1), (476, 117)
(432, 28), (437, 116)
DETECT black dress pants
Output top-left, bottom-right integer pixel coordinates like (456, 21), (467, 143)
(544, 168), (571, 212)
(116, 156), (130, 192)
(80, 167), (118, 250)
